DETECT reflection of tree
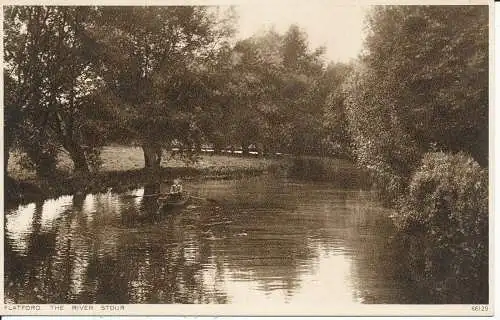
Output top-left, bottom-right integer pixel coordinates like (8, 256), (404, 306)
(7, 174), (423, 305)
(74, 203), (230, 303)
(118, 184), (163, 227)
(5, 178), (344, 304)
(371, 231), (488, 304)
(126, 214), (228, 303)
(4, 237), (28, 303)
(285, 157), (370, 188)
(140, 183), (161, 215)
(5, 198), (75, 303)
(341, 190), (488, 304)
(339, 194), (428, 304)
(36, 194), (93, 303)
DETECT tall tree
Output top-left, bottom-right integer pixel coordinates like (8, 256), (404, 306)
(90, 6), (236, 170)
(5, 6), (59, 177)
(4, 6), (108, 176)
(229, 25), (327, 156)
(344, 6), (488, 199)
(321, 62), (353, 158)
(279, 25), (326, 155)
(4, 70), (21, 177)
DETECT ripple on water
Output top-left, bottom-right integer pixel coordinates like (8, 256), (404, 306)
(5, 175), (411, 305)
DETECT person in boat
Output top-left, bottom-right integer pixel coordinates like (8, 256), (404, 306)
(169, 178), (183, 200)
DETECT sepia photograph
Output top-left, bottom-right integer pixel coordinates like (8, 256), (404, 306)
(2, 0), (492, 315)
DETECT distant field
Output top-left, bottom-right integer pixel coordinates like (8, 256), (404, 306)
(7, 146), (278, 181)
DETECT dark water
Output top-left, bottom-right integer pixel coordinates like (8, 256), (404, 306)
(4, 162), (454, 304)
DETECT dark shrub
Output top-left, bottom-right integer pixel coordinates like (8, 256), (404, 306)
(396, 152), (488, 303)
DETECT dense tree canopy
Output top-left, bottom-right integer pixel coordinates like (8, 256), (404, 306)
(4, 6), (238, 174)
(5, 5), (486, 184)
(4, 6), (112, 175)
(224, 25), (340, 156)
(344, 5), (488, 200)
(5, 6), (353, 177)
(88, 6), (236, 168)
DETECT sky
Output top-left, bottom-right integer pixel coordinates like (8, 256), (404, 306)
(234, 3), (369, 63)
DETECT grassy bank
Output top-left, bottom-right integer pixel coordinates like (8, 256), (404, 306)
(6, 146), (283, 205)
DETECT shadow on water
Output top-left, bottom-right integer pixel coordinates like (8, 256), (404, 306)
(4, 160), (487, 304)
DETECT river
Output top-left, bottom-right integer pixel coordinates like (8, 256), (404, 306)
(3, 160), (457, 304)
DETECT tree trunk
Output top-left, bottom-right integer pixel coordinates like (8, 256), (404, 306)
(72, 192), (86, 210)
(37, 157), (58, 178)
(241, 142), (249, 156)
(143, 144), (162, 171)
(213, 141), (223, 155)
(4, 114), (14, 179)
(156, 148), (162, 167)
(26, 148), (57, 178)
(57, 116), (90, 175)
(256, 142), (265, 157)
(65, 141), (89, 175)
(73, 155), (89, 175)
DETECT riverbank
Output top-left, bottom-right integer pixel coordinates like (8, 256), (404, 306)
(5, 146), (284, 206)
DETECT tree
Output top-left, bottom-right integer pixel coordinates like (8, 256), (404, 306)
(344, 6), (488, 201)
(4, 6), (108, 176)
(228, 35), (276, 155)
(321, 62), (353, 158)
(90, 6), (236, 170)
(4, 6), (60, 177)
(228, 25), (328, 156)
(279, 25), (326, 155)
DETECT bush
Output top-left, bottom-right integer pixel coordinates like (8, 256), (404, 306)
(396, 152), (488, 303)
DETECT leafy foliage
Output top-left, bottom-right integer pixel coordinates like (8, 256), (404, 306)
(89, 6), (236, 168)
(5, 6), (352, 176)
(4, 6), (110, 174)
(321, 62), (353, 158)
(4, 6), (237, 174)
(364, 6), (488, 167)
(396, 152), (488, 302)
(345, 5), (488, 203)
(226, 25), (338, 156)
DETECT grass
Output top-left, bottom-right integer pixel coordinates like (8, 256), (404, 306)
(8, 146), (279, 180)
(5, 146), (283, 205)
(101, 146), (277, 173)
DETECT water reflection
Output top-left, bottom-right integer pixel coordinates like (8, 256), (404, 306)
(4, 172), (459, 304)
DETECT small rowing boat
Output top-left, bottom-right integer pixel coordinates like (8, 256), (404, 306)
(158, 192), (191, 211)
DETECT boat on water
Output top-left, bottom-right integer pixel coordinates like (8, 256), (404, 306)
(158, 192), (191, 211)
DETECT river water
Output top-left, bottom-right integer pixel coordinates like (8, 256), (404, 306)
(4, 162), (439, 304)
